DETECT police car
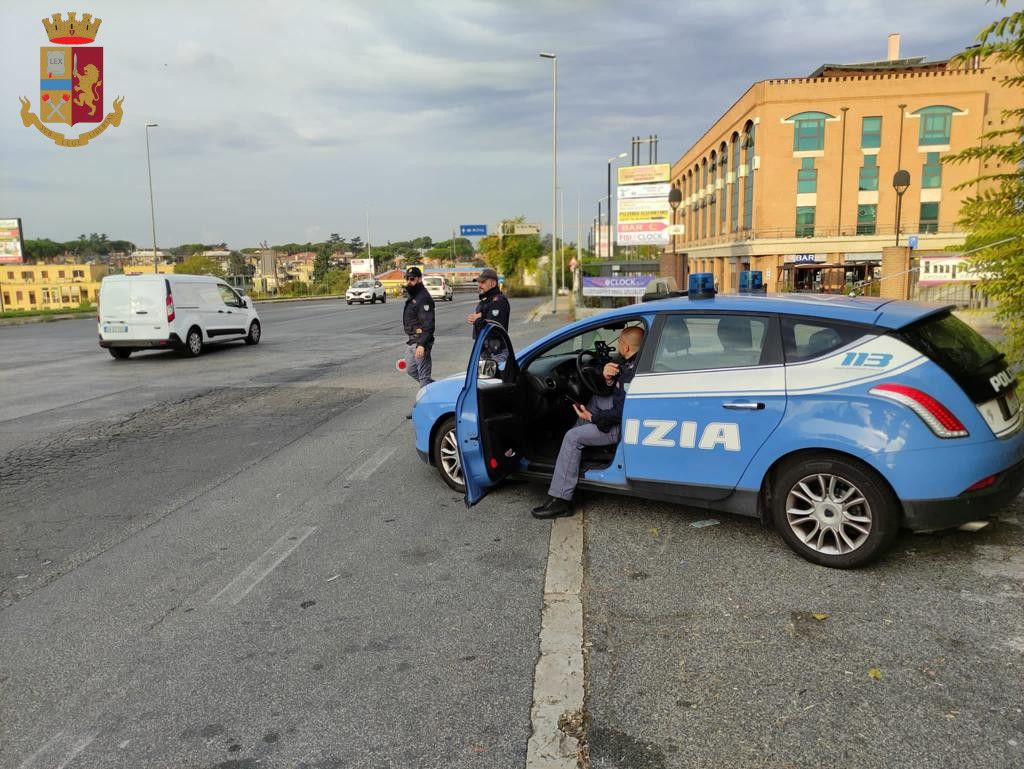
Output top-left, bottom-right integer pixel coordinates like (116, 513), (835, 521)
(411, 274), (1024, 568)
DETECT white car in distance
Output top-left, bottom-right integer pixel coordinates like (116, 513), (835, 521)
(346, 279), (386, 305)
(423, 275), (454, 302)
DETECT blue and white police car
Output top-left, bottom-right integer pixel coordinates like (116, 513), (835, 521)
(411, 274), (1024, 568)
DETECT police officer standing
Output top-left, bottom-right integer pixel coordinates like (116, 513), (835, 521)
(402, 266), (435, 389)
(466, 268), (510, 363)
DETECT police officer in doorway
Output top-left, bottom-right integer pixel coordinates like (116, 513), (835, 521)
(402, 266), (435, 389)
(467, 268), (511, 364)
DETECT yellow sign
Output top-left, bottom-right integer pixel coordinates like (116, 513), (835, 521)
(618, 209), (671, 222)
(18, 12), (123, 147)
(617, 163), (670, 185)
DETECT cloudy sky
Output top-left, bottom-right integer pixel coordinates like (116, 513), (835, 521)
(0, 0), (1000, 250)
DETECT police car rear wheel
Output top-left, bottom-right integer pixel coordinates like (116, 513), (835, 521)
(772, 457), (899, 568)
(433, 417), (465, 492)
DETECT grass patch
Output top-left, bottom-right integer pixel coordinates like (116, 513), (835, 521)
(0, 306), (95, 319)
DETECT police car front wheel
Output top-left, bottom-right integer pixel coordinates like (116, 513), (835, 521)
(771, 456), (899, 569)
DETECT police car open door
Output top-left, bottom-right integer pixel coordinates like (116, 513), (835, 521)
(455, 323), (520, 506)
(621, 313), (786, 500)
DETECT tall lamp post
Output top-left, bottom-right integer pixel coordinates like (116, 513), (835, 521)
(145, 123), (159, 273)
(892, 169), (910, 247)
(607, 152), (627, 260)
(668, 184), (682, 255)
(539, 52), (557, 313)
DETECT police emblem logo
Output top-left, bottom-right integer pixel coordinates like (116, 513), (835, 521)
(18, 11), (124, 147)
(491, 309), (500, 316)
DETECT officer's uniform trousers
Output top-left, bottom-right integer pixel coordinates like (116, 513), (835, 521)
(547, 392), (618, 501)
(405, 343), (433, 388)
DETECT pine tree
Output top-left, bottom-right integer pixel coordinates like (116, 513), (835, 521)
(946, 1), (1024, 362)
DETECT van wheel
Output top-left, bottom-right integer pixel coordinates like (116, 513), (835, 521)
(347, 300), (352, 305)
(381, 293), (386, 303)
(108, 348), (132, 360)
(771, 455), (900, 569)
(184, 327), (203, 357)
(432, 416), (465, 492)
(245, 320), (261, 345)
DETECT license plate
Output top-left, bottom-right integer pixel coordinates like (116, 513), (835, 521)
(103, 324), (128, 333)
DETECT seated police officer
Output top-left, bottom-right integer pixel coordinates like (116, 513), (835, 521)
(532, 326), (645, 519)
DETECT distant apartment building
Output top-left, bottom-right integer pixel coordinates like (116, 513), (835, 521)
(667, 35), (1020, 293)
(1, 263), (108, 311)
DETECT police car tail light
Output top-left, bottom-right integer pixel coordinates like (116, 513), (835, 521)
(869, 383), (969, 438)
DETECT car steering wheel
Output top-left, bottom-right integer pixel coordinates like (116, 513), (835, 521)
(576, 347), (614, 396)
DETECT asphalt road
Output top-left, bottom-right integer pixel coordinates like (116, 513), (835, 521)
(1, 294), (1022, 769)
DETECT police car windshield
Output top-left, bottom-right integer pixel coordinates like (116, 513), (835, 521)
(354, 281), (372, 287)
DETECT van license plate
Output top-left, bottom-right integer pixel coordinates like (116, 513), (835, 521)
(103, 324), (128, 333)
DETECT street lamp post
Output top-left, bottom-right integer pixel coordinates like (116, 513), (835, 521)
(892, 169), (911, 247)
(540, 52), (557, 313)
(145, 123), (159, 273)
(607, 152), (627, 260)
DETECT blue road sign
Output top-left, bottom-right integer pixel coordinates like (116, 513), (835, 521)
(907, 235), (919, 249)
(460, 224), (487, 237)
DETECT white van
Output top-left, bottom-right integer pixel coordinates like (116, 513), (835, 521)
(98, 274), (261, 359)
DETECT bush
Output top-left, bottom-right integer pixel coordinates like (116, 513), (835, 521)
(503, 277), (544, 297)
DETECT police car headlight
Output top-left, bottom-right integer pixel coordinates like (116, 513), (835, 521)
(415, 386), (427, 403)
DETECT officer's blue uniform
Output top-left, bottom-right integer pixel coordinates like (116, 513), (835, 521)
(472, 285), (511, 364)
(548, 353), (639, 501)
(403, 282), (435, 388)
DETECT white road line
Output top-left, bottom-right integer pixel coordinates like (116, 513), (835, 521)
(526, 510), (586, 769)
(208, 526), (317, 606)
(17, 731), (98, 769)
(348, 446), (397, 482)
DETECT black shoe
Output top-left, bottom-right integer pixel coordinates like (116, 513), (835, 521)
(531, 496), (574, 519)
(406, 412), (413, 419)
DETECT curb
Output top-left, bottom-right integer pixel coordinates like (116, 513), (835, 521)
(0, 312), (95, 327)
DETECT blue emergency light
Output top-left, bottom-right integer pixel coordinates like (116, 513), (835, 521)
(688, 272), (716, 299)
(738, 270), (765, 293)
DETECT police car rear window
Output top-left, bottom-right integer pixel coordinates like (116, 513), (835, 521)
(782, 318), (875, 363)
(897, 311), (999, 382)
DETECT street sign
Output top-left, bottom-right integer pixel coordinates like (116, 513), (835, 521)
(582, 275), (657, 297)
(907, 235), (919, 249)
(617, 163), (670, 185)
(350, 258), (375, 275)
(513, 223), (541, 235)
(617, 182), (671, 199)
(666, 224), (686, 236)
(460, 224), (487, 237)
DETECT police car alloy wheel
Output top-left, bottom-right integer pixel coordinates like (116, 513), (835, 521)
(772, 456), (899, 568)
(433, 417), (465, 492)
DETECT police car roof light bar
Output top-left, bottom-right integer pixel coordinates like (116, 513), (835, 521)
(688, 272), (716, 299)
(869, 383), (969, 439)
(738, 270), (766, 294)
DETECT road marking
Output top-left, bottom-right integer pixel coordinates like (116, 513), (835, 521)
(17, 731), (98, 769)
(348, 446), (396, 482)
(526, 509), (585, 769)
(209, 526), (317, 606)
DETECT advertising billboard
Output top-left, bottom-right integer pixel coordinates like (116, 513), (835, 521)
(0, 218), (25, 264)
(617, 164), (670, 185)
(350, 258), (375, 275)
(582, 275), (657, 297)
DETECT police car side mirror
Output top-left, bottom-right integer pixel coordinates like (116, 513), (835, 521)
(477, 359), (498, 379)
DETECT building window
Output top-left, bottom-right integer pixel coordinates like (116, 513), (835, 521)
(5, 271), (12, 280)
(858, 155), (879, 191)
(797, 157), (817, 194)
(16, 291), (23, 301)
(709, 153), (718, 237)
(743, 124), (755, 229)
(701, 160), (708, 239)
(2, 292), (9, 306)
(21, 271), (31, 280)
(28, 291), (36, 304)
(730, 134), (740, 232)
(73, 269), (84, 278)
(857, 204), (877, 235)
(42, 288), (51, 303)
(58, 270), (66, 278)
(719, 143), (728, 232)
(861, 116), (882, 149)
(41, 270), (49, 279)
(914, 105), (958, 146)
(794, 118), (825, 151)
(920, 202), (940, 233)
(81, 288), (89, 300)
(796, 206), (816, 237)
(922, 152), (942, 188)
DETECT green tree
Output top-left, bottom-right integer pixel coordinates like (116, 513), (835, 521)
(228, 251), (247, 276)
(324, 267), (350, 295)
(174, 255), (225, 277)
(477, 216), (543, 278)
(313, 243), (331, 283)
(348, 236), (364, 254)
(23, 238), (64, 261)
(947, 0), (1024, 362)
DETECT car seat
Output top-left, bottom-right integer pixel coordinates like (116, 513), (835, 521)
(717, 316), (752, 350)
(805, 328), (841, 358)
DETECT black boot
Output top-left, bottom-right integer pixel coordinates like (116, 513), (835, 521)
(531, 496), (574, 519)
